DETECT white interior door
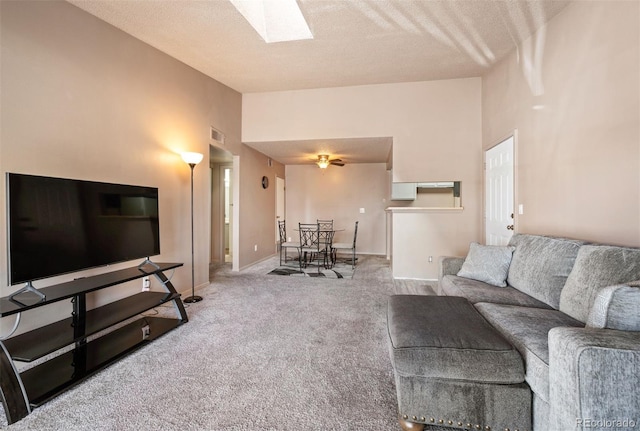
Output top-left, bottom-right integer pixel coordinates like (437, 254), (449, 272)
(485, 136), (515, 245)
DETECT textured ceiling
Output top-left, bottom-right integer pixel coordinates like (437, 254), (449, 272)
(69, 0), (570, 94)
(67, 0), (570, 165)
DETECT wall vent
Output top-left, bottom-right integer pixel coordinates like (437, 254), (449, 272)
(210, 127), (226, 145)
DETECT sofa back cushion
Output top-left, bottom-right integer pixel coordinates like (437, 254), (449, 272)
(559, 245), (640, 322)
(507, 234), (584, 309)
(586, 282), (640, 331)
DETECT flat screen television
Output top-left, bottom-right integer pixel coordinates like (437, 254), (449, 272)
(7, 173), (160, 286)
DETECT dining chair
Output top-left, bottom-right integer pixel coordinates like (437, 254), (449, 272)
(318, 228), (336, 269)
(317, 219), (334, 231)
(298, 223), (334, 272)
(277, 220), (299, 266)
(331, 221), (358, 269)
(298, 223), (318, 270)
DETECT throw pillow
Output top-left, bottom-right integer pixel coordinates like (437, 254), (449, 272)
(586, 282), (640, 331)
(457, 242), (515, 287)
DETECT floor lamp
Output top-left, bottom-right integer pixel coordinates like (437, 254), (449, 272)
(181, 151), (204, 303)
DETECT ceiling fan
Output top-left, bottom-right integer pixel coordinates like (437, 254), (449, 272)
(316, 154), (344, 169)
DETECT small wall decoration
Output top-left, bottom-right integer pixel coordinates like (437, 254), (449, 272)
(261, 176), (269, 189)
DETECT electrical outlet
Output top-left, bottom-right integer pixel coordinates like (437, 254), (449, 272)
(141, 324), (150, 340)
(142, 276), (150, 292)
(254, 244), (258, 252)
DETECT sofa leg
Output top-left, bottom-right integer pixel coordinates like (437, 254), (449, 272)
(398, 416), (425, 431)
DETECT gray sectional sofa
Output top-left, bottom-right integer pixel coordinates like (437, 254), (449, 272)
(387, 233), (640, 431)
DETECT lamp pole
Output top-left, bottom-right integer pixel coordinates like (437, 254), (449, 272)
(182, 152), (204, 303)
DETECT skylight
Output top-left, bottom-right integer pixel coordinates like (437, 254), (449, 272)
(229, 0), (313, 43)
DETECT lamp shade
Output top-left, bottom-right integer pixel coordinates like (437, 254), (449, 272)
(181, 152), (204, 165)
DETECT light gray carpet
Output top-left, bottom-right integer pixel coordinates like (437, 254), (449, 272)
(1, 256), (435, 430)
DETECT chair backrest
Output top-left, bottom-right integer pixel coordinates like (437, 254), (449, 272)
(318, 228), (335, 249)
(317, 219), (334, 231)
(299, 223), (319, 248)
(277, 220), (286, 243)
(352, 221), (359, 247)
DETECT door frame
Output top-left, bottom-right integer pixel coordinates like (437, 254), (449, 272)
(484, 129), (518, 244)
(275, 176), (285, 249)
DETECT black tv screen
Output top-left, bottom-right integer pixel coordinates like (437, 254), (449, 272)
(7, 173), (160, 285)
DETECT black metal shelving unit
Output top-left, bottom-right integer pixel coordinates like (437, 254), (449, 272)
(0, 262), (187, 424)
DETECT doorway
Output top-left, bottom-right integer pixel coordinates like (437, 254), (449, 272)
(485, 135), (515, 245)
(222, 166), (233, 263)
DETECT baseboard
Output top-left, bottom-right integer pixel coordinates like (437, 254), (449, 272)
(393, 276), (438, 282)
(181, 281), (211, 297)
(239, 253), (278, 272)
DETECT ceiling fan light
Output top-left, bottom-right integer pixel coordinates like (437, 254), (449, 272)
(316, 154), (330, 169)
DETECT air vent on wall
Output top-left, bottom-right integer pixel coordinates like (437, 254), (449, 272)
(210, 127), (225, 145)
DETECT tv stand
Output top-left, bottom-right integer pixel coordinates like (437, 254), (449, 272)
(8, 281), (46, 303)
(0, 262), (187, 425)
(138, 256), (160, 271)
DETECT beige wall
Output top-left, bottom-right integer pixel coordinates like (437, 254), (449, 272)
(0, 1), (241, 333)
(243, 79), (483, 278)
(207, 145), (285, 271)
(3, 0), (625, 300)
(482, 1), (640, 246)
(238, 144), (285, 269)
(284, 163), (388, 255)
(243, 79), (482, 183)
(390, 209), (472, 279)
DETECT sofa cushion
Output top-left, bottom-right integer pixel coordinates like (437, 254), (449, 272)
(457, 242), (515, 287)
(387, 295), (524, 384)
(587, 282), (640, 331)
(559, 245), (640, 322)
(507, 234), (584, 309)
(440, 274), (552, 308)
(475, 302), (583, 402)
